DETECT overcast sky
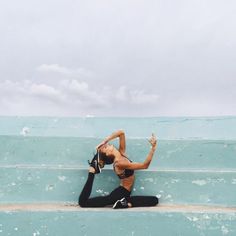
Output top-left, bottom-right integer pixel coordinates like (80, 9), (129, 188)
(0, 0), (235, 117)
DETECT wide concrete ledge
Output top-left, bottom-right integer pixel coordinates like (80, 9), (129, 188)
(1, 136), (236, 169)
(0, 203), (236, 213)
(1, 116), (236, 139)
(0, 204), (236, 236)
(2, 164), (236, 172)
(1, 167), (236, 206)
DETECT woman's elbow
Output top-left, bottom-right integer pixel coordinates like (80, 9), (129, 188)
(118, 129), (125, 135)
(142, 163), (149, 169)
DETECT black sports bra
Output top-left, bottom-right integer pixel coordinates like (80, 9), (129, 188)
(113, 156), (134, 179)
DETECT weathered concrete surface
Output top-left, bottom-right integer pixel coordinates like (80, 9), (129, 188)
(1, 116), (236, 236)
(1, 116), (236, 139)
(0, 136), (236, 169)
(0, 205), (235, 236)
(1, 203), (236, 212)
(1, 167), (236, 206)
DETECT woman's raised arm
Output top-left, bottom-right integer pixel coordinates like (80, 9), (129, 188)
(116, 134), (157, 170)
(96, 130), (126, 154)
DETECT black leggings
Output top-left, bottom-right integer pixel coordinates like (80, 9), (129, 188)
(78, 172), (159, 208)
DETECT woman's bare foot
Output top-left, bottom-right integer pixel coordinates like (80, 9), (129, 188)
(89, 167), (96, 173)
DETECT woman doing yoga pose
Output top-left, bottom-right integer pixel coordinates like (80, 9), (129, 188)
(79, 130), (158, 209)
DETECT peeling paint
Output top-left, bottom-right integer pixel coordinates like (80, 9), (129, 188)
(20, 127), (30, 136)
(58, 176), (66, 182)
(33, 230), (40, 236)
(45, 185), (54, 191)
(96, 189), (103, 194)
(221, 226), (229, 235)
(165, 194), (172, 200)
(171, 179), (180, 184)
(192, 180), (207, 186)
(145, 178), (154, 183)
(186, 216), (199, 222)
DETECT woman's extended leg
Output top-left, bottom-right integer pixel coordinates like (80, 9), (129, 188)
(78, 171), (96, 206)
(129, 196), (159, 207)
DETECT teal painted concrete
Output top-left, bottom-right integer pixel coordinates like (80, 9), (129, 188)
(1, 168), (236, 206)
(1, 116), (236, 139)
(0, 210), (236, 236)
(0, 136), (236, 169)
(1, 116), (236, 236)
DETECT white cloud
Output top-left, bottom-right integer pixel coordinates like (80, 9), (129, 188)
(59, 79), (109, 107)
(1, 1), (236, 116)
(0, 74), (160, 116)
(0, 80), (27, 95)
(37, 64), (69, 74)
(115, 86), (159, 104)
(130, 90), (159, 104)
(30, 83), (63, 102)
(60, 79), (89, 95)
(37, 64), (93, 77)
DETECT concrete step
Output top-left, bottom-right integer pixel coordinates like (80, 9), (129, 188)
(1, 167), (236, 206)
(0, 204), (235, 236)
(1, 136), (236, 169)
(1, 116), (236, 139)
(1, 116), (235, 236)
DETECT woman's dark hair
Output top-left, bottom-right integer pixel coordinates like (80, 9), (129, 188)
(98, 150), (115, 165)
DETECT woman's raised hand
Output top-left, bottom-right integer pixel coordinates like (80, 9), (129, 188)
(148, 133), (157, 150)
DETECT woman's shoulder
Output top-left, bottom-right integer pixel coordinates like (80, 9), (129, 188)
(120, 151), (128, 158)
(114, 154), (131, 167)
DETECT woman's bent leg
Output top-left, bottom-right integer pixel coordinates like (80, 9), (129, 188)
(79, 173), (129, 207)
(80, 195), (112, 207)
(129, 196), (158, 207)
(81, 186), (130, 207)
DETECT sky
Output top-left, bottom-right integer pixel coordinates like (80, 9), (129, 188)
(0, 0), (236, 117)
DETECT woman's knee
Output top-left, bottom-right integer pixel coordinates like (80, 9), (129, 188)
(79, 201), (89, 208)
(78, 197), (87, 207)
(146, 196), (159, 206)
(153, 196), (159, 205)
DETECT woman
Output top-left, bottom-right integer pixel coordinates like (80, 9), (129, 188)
(78, 130), (158, 209)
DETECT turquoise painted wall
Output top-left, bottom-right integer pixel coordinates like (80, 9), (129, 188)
(0, 210), (236, 236)
(0, 117), (236, 236)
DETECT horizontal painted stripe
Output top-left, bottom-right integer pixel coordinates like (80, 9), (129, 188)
(0, 204), (236, 213)
(1, 116), (236, 139)
(1, 168), (236, 206)
(1, 136), (236, 169)
(1, 165), (236, 173)
(0, 207), (236, 236)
